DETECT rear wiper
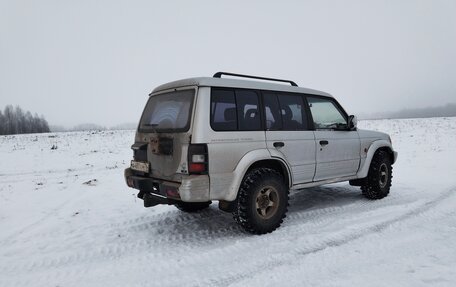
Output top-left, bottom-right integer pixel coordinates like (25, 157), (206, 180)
(143, 123), (159, 133)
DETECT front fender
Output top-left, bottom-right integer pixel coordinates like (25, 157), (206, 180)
(357, 140), (397, 179)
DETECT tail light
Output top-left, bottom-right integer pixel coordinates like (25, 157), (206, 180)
(188, 144), (208, 174)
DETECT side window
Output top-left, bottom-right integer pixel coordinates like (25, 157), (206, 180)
(210, 88), (262, 131)
(211, 89), (237, 131)
(263, 92), (282, 130)
(235, 90), (261, 131)
(277, 93), (307, 130)
(307, 96), (347, 129)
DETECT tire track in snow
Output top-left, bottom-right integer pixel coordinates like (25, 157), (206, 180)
(0, 165), (121, 185)
(202, 186), (456, 287)
(1, 186), (454, 286)
(0, 186), (380, 251)
(0, 186), (417, 275)
(0, 168), (125, 243)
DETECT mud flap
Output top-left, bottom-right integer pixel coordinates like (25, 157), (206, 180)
(143, 192), (177, 208)
(349, 178), (367, 186)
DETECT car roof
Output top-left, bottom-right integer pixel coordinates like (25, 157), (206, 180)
(151, 77), (333, 97)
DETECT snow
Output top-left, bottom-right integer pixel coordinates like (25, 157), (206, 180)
(1, 118), (456, 287)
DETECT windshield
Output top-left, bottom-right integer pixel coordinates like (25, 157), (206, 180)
(139, 89), (195, 132)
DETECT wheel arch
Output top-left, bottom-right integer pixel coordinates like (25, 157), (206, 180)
(246, 159), (291, 188)
(219, 150), (292, 202)
(376, 146), (395, 163)
(357, 140), (396, 179)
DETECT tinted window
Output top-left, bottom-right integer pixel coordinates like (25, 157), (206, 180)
(211, 89), (237, 131)
(263, 92), (282, 130)
(277, 94), (307, 130)
(235, 90), (261, 131)
(307, 96), (347, 129)
(139, 89), (194, 132)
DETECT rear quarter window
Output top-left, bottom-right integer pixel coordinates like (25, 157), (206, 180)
(211, 88), (262, 131)
(211, 89), (237, 131)
(139, 89), (195, 133)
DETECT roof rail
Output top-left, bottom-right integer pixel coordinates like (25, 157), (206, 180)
(213, 72), (298, 87)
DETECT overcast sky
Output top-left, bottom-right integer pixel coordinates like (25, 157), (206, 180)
(1, 0), (456, 127)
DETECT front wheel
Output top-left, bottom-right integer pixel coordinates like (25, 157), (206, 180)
(361, 150), (393, 199)
(233, 168), (289, 234)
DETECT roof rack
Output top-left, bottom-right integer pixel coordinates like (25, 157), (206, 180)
(213, 72), (298, 87)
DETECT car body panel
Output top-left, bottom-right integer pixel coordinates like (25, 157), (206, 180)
(125, 76), (398, 204)
(313, 130), (361, 181)
(265, 130), (316, 184)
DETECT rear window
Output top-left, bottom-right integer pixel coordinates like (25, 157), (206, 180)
(139, 89), (195, 132)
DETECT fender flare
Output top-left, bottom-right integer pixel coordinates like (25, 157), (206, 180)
(224, 149), (292, 202)
(357, 139), (397, 179)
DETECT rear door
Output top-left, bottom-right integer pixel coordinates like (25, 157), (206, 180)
(263, 92), (316, 184)
(136, 88), (196, 181)
(306, 96), (360, 181)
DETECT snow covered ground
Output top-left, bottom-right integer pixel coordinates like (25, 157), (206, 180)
(1, 118), (455, 287)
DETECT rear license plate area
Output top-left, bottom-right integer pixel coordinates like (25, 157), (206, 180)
(131, 160), (150, 173)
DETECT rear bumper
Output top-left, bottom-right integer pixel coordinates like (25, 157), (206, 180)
(124, 168), (210, 204)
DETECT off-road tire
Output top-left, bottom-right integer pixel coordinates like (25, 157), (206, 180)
(175, 201), (211, 213)
(361, 150), (392, 199)
(233, 168), (289, 234)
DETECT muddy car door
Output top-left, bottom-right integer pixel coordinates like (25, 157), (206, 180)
(133, 88), (196, 181)
(307, 96), (361, 181)
(263, 91), (316, 184)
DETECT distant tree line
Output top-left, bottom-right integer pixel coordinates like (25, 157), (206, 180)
(359, 103), (456, 120)
(0, 105), (50, 135)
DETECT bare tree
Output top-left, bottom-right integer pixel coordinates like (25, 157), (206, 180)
(15, 106), (24, 134)
(24, 111), (33, 133)
(0, 105), (51, 135)
(0, 110), (5, 134)
(40, 115), (50, 132)
(3, 105), (14, 135)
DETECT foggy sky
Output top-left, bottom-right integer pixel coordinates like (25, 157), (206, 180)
(1, 0), (456, 127)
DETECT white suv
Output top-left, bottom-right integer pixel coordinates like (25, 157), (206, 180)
(125, 72), (398, 234)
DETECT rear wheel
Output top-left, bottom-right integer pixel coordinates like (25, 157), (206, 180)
(361, 150), (392, 199)
(233, 168), (289, 234)
(175, 201), (211, 213)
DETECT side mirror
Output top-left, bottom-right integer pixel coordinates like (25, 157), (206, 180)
(348, 115), (357, 131)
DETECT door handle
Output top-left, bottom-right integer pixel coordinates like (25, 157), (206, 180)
(319, 140), (329, 146)
(273, 142), (285, 148)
